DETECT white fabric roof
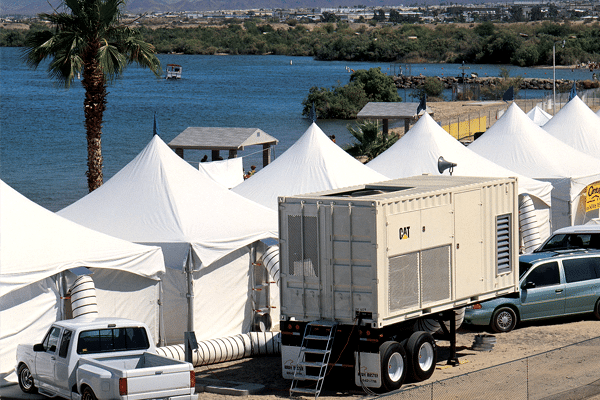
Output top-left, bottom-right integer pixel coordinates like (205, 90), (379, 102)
(231, 122), (388, 210)
(197, 157), (244, 189)
(59, 135), (278, 269)
(596, 108), (600, 117)
(367, 113), (552, 206)
(0, 180), (165, 297)
(468, 102), (600, 180)
(526, 105), (552, 126)
(542, 96), (600, 160)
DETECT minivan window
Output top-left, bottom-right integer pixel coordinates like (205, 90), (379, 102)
(77, 327), (150, 354)
(537, 233), (600, 252)
(563, 257), (600, 283)
(525, 261), (560, 287)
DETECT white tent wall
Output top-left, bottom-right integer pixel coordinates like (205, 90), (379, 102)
(531, 195), (552, 242)
(547, 176), (600, 229)
(90, 268), (161, 343)
(159, 247), (254, 344)
(0, 277), (58, 385)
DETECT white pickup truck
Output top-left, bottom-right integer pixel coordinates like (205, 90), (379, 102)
(16, 318), (198, 400)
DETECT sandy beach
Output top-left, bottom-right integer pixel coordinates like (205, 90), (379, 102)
(193, 316), (600, 399)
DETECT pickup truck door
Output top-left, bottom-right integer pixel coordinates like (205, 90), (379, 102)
(53, 329), (73, 396)
(36, 326), (61, 389)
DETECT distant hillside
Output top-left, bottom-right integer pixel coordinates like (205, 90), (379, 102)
(1, 0), (485, 15)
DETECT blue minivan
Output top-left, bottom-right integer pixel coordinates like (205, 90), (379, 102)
(464, 250), (600, 332)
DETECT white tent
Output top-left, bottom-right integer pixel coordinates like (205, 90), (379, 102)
(596, 108), (600, 117)
(59, 135), (278, 343)
(366, 113), (554, 244)
(0, 180), (165, 385)
(526, 105), (552, 126)
(468, 102), (600, 229)
(542, 96), (600, 159)
(197, 158), (244, 189)
(232, 122), (388, 210)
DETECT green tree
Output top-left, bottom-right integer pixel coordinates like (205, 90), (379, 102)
(350, 67), (401, 102)
(24, 0), (161, 192)
(413, 77), (444, 100)
(344, 120), (398, 162)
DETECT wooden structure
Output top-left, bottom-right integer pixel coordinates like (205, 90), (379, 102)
(168, 127), (278, 167)
(357, 102), (433, 136)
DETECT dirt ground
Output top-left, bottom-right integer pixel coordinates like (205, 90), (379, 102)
(193, 316), (600, 399)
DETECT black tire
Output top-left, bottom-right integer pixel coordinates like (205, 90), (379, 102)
(406, 331), (437, 382)
(82, 387), (97, 400)
(379, 341), (407, 392)
(491, 307), (517, 333)
(17, 363), (37, 394)
(594, 298), (600, 320)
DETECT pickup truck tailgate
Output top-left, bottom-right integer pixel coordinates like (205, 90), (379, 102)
(126, 370), (192, 397)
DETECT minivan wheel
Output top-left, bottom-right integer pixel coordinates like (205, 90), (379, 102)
(594, 299), (600, 320)
(491, 307), (517, 333)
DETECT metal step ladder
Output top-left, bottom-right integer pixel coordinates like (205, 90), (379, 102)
(290, 320), (337, 398)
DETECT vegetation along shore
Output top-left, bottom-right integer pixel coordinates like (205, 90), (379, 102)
(2, 20), (600, 67)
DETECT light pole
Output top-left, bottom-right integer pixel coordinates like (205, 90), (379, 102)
(553, 39), (565, 115)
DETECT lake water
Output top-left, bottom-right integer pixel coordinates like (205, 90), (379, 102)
(0, 47), (595, 211)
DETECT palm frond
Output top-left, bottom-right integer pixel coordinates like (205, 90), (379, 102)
(97, 41), (126, 79)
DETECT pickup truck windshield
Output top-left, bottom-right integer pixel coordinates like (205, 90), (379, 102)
(77, 327), (150, 355)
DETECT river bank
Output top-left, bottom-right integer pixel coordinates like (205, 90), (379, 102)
(393, 74), (600, 91)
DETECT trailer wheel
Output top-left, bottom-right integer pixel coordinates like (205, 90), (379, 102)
(379, 341), (407, 391)
(82, 387), (97, 400)
(17, 363), (37, 394)
(406, 331), (437, 382)
(594, 298), (600, 320)
(491, 307), (517, 333)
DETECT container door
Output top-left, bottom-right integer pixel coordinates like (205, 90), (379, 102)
(454, 190), (484, 298)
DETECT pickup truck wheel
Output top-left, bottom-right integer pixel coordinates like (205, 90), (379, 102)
(406, 331), (437, 382)
(82, 387), (97, 400)
(491, 307), (517, 333)
(18, 364), (37, 394)
(379, 341), (407, 392)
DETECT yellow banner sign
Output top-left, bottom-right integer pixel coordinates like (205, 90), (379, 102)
(586, 182), (600, 213)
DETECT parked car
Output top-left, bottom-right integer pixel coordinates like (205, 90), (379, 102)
(534, 224), (600, 253)
(464, 250), (600, 333)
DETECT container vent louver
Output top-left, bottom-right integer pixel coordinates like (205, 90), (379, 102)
(288, 215), (319, 277)
(496, 214), (512, 274)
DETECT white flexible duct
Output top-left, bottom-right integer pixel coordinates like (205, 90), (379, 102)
(156, 332), (281, 367)
(261, 245), (280, 286)
(69, 275), (99, 319)
(519, 194), (543, 253)
(413, 308), (465, 334)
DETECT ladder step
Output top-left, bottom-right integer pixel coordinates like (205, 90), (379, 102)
(290, 387), (318, 395)
(301, 374), (322, 381)
(299, 361), (326, 368)
(305, 334), (330, 340)
(302, 348), (329, 355)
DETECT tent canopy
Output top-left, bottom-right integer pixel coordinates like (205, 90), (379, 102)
(0, 180), (165, 297)
(542, 96), (600, 160)
(527, 105), (552, 126)
(59, 135), (278, 269)
(468, 102), (600, 182)
(231, 122), (389, 210)
(366, 112), (553, 207)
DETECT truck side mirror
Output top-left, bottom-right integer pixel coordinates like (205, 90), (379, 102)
(33, 344), (45, 352)
(522, 281), (536, 290)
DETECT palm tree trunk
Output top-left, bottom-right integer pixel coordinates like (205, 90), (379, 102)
(81, 40), (107, 192)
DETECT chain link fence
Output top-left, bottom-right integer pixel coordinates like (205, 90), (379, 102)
(377, 336), (600, 400)
(436, 88), (600, 143)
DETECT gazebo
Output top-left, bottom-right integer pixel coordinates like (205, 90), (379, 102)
(168, 127), (278, 167)
(357, 102), (433, 136)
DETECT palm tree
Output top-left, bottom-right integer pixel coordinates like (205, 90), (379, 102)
(344, 120), (399, 162)
(24, 0), (161, 192)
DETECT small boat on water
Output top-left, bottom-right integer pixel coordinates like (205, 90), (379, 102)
(166, 64), (182, 79)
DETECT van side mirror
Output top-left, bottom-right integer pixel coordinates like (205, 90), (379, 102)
(33, 344), (45, 352)
(522, 281), (536, 290)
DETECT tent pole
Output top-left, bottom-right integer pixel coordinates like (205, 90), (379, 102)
(158, 280), (165, 347)
(186, 250), (195, 333)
